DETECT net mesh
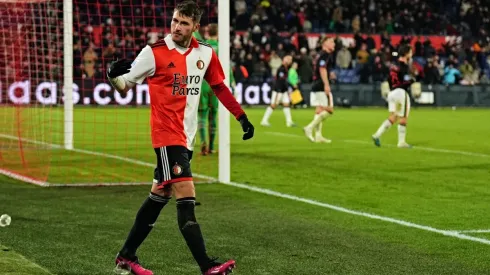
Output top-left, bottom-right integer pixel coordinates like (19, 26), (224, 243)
(0, 0), (63, 184)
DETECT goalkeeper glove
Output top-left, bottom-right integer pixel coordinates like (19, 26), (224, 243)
(107, 59), (132, 78)
(238, 114), (254, 140)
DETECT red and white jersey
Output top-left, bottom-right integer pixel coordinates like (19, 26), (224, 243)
(122, 35), (227, 149)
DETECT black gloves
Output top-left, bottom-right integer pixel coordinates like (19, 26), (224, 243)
(238, 114), (254, 140)
(107, 59), (133, 78)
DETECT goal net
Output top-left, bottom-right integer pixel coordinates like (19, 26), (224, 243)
(0, 0), (63, 186)
(0, 0), (227, 186)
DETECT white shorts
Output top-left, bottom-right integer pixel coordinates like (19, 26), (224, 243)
(310, 91), (333, 107)
(270, 91), (290, 105)
(387, 88), (410, 117)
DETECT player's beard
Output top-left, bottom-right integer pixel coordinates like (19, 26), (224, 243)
(172, 32), (192, 48)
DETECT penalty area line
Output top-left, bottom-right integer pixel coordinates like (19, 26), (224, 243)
(2, 134), (490, 246)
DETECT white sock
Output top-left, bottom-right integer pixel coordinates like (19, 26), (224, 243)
(307, 111), (329, 129)
(283, 107), (293, 125)
(315, 121), (324, 138)
(262, 106), (273, 123)
(398, 124), (407, 144)
(373, 119), (392, 138)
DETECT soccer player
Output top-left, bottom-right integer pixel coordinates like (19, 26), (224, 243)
(260, 55), (296, 127)
(371, 44), (413, 148)
(198, 23), (219, 155)
(106, 2), (254, 275)
(303, 37), (336, 143)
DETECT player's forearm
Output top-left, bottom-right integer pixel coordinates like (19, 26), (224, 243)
(108, 76), (135, 94)
(211, 82), (245, 119)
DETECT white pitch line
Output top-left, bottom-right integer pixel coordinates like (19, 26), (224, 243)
(2, 134), (490, 245)
(452, 229), (490, 234)
(0, 244), (55, 275)
(265, 131), (490, 158)
(0, 168), (49, 187)
(0, 134), (216, 186)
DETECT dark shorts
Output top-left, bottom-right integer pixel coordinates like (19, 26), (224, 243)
(153, 146), (194, 189)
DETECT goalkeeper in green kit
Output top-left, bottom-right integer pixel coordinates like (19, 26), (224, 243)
(194, 24), (235, 155)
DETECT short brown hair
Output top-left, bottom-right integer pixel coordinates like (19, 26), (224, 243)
(174, 1), (203, 23)
(208, 23), (218, 36)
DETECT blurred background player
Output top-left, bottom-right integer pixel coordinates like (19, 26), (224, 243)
(260, 55), (296, 127)
(107, 1), (254, 274)
(195, 24), (236, 155)
(303, 37), (336, 143)
(371, 44), (414, 148)
(288, 61), (301, 106)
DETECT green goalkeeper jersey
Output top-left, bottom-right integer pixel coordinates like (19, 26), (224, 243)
(206, 39), (219, 54)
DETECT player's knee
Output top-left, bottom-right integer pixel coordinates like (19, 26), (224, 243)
(399, 118), (407, 126)
(388, 114), (397, 123)
(172, 180), (195, 199)
(325, 106), (334, 114)
(151, 184), (172, 197)
(270, 104), (276, 109)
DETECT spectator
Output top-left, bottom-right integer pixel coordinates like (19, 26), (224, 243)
(336, 46), (352, 69)
(82, 43), (98, 78)
(298, 47), (313, 83)
(459, 59), (474, 84)
(352, 15), (360, 33)
(371, 54), (389, 82)
(356, 43), (370, 65)
(268, 51), (282, 76)
(443, 63), (461, 85)
(424, 58), (441, 84)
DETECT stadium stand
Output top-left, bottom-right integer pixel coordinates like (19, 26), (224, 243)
(70, 0), (490, 86)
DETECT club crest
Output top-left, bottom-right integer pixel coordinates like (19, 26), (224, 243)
(172, 163), (183, 175)
(196, 59), (205, 70)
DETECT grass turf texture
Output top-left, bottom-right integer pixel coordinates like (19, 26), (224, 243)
(1, 107), (490, 274)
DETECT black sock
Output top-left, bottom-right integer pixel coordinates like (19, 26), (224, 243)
(176, 197), (210, 270)
(119, 192), (170, 258)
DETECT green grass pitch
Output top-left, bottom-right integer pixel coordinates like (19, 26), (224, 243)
(1, 107), (490, 274)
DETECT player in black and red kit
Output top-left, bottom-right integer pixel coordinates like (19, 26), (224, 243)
(372, 44), (414, 148)
(303, 37), (336, 143)
(260, 55), (295, 127)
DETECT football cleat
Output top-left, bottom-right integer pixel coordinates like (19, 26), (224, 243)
(397, 142), (412, 148)
(260, 121), (271, 127)
(115, 254), (153, 275)
(303, 126), (315, 142)
(202, 259), (236, 275)
(315, 135), (332, 143)
(201, 142), (208, 156)
(372, 136), (381, 147)
(287, 122), (297, 127)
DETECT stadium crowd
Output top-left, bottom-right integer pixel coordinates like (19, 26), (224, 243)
(70, 0), (490, 86)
